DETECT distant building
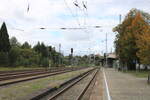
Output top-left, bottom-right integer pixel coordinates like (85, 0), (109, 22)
(102, 53), (117, 68)
(107, 53), (117, 68)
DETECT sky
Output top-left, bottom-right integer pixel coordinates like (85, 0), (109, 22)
(0, 0), (150, 56)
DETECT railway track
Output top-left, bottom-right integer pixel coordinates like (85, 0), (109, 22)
(30, 68), (99, 100)
(0, 67), (69, 81)
(0, 70), (46, 76)
(0, 67), (87, 87)
(0, 67), (67, 76)
(0, 68), (45, 74)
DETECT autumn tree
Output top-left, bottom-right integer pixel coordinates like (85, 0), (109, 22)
(136, 27), (150, 65)
(113, 8), (150, 70)
(114, 13), (136, 70)
(130, 13), (149, 69)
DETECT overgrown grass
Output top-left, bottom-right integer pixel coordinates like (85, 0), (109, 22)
(125, 70), (150, 78)
(0, 68), (92, 100)
(0, 65), (90, 71)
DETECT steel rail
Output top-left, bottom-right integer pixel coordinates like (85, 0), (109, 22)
(76, 68), (99, 100)
(0, 68), (85, 87)
(48, 68), (97, 100)
(0, 68), (69, 81)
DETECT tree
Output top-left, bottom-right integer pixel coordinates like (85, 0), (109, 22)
(40, 57), (49, 67)
(21, 41), (31, 49)
(114, 15), (136, 68)
(9, 47), (20, 66)
(130, 13), (149, 69)
(10, 36), (21, 47)
(40, 43), (48, 57)
(33, 42), (41, 53)
(33, 42), (48, 58)
(136, 27), (150, 65)
(18, 48), (40, 66)
(0, 22), (11, 52)
(113, 9), (150, 70)
(0, 52), (9, 66)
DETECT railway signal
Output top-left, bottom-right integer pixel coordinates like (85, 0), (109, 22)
(71, 48), (73, 54)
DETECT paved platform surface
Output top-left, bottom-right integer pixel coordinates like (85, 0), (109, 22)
(104, 68), (150, 100)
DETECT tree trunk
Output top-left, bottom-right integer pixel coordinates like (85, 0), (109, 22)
(127, 60), (136, 70)
(138, 63), (141, 72)
(144, 65), (148, 71)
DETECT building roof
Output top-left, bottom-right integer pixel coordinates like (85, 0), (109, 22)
(107, 53), (117, 59)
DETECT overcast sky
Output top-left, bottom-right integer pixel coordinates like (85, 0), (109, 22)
(0, 0), (150, 56)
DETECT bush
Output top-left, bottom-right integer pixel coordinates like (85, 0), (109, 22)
(0, 52), (9, 66)
(18, 49), (41, 67)
(40, 57), (49, 67)
(9, 47), (20, 66)
(17, 56), (29, 67)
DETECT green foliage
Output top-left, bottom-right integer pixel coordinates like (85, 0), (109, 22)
(18, 48), (41, 66)
(33, 42), (41, 53)
(0, 22), (10, 66)
(22, 59), (30, 67)
(0, 22), (11, 52)
(21, 42), (31, 49)
(40, 43), (48, 57)
(33, 42), (48, 58)
(0, 52), (9, 66)
(40, 57), (49, 67)
(0, 23), (64, 68)
(10, 36), (21, 47)
(63, 54), (102, 67)
(9, 47), (20, 66)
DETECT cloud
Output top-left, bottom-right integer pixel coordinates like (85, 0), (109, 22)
(0, 0), (149, 55)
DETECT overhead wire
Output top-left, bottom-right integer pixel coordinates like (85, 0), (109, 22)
(74, 0), (82, 27)
(27, 3), (30, 12)
(73, 0), (87, 26)
(72, 0), (87, 55)
(82, 1), (88, 25)
(4, 0), (101, 32)
(63, 0), (81, 26)
(82, 0), (95, 56)
(26, 0), (30, 13)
